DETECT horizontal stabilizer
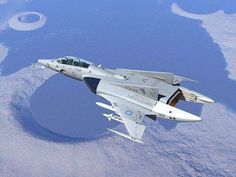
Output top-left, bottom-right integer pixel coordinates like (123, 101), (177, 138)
(153, 101), (202, 122)
(107, 128), (144, 144)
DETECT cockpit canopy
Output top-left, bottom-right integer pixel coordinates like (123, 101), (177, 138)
(56, 56), (92, 68)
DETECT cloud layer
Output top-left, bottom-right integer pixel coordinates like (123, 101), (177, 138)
(0, 65), (235, 177)
(0, 2), (235, 177)
(0, 0), (7, 5)
(0, 43), (8, 74)
(0, 43), (8, 63)
(8, 11), (47, 31)
(172, 3), (236, 80)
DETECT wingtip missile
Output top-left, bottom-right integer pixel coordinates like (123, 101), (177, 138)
(107, 128), (144, 144)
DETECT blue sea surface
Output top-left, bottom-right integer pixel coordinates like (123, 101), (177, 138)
(1, 0), (236, 138)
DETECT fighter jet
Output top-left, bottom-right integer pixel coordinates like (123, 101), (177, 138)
(37, 56), (214, 143)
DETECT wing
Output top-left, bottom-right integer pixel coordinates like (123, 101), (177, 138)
(99, 94), (146, 143)
(110, 68), (197, 85)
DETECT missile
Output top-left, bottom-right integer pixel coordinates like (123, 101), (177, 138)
(103, 113), (123, 123)
(96, 102), (115, 112)
(107, 128), (143, 144)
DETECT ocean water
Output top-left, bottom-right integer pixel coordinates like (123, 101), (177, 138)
(1, 0), (236, 138)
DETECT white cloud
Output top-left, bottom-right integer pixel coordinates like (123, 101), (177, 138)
(0, 1), (36, 32)
(0, 43), (8, 74)
(0, 17), (9, 32)
(8, 11), (47, 31)
(172, 3), (236, 80)
(0, 65), (235, 177)
(0, 3), (235, 175)
(0, 43), (8, 64)
(0, 0), (8, 5)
